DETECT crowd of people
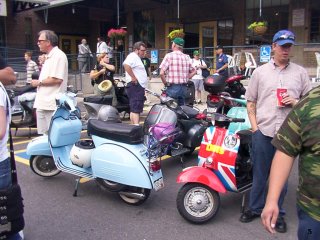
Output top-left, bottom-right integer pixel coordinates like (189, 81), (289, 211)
(1, 28), (319, 240)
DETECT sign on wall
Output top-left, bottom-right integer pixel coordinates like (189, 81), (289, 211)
(292, 9), (305, 27)
(260, 45), (271, 63)
(151, 50), (158, 64)
(0, 0), (7, 17)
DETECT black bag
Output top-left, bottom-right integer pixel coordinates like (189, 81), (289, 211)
(200, 59), (210, 78)
(0, 89), (25, 238)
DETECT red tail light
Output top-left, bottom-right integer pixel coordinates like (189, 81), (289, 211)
(150, 159), (161, 172)
(208, 95), (220, 103)
(196, 113), (206, 120)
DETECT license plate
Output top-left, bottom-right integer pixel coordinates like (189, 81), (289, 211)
(153, 177), (164, 191)
(207, 107), (217, 113)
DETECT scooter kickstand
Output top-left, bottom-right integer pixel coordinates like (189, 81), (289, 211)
(180, 156), (184, 169)
(73, 177), (82, 197)
(241, 192), (246, 213)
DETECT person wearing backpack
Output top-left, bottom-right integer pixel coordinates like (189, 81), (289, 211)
(190, 50), (207, 104)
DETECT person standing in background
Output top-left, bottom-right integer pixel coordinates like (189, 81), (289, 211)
(31, 30), (68, 135)
(123, 41), (148, 125)
(214, 45), (228, 80)
(24, 51), (39, 85)
(96, 37), (108, 56)
(191, 50), (207, 104)
(159, 38), (196, 106)
(77, 38), (93, 73)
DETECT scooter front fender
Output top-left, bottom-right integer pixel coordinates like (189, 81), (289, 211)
(177, 166), (226, 194)
(26, 135), (51, 157)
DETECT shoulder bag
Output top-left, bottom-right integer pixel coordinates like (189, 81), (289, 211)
(0, 91), (25, 238)
(200, 59), (210, 78)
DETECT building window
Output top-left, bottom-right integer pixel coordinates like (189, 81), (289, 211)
(310, 9), (320, 42)
(24, 17), (33, 49)
(0, 17), (5, 46)
(246, 0), (289, 44)
(217, 19), (233, 50)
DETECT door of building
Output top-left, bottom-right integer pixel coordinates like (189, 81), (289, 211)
(199, 21), (217, 69)
(59, 35), (86, 71)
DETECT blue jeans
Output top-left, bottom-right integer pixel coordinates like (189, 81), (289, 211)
(249, 130), (288, 215)
(0, 158), (23, 240)
(297, 205), (320, 240)
(166, 84), (187, 106)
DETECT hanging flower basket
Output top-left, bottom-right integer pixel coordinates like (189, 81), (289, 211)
(167, 29), (185, 40)
(248, 21), (268, 35)
(107, 28), (127, 39)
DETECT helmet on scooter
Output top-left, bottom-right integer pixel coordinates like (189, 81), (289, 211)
(97, 105), (121, 123)
(70, 140), (95, 168)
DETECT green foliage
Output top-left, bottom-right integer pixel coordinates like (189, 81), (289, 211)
(248, 21), (268, 30)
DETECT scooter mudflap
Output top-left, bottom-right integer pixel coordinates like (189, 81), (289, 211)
(153, 177), (164, 191)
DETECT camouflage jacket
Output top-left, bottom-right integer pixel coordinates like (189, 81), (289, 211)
(272, 85), (320, 221)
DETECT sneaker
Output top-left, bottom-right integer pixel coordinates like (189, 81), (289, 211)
(239, 210), (260, 223)
(275, 216), (287, 233)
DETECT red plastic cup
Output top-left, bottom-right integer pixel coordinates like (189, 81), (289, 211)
(277, 88), (287, 107)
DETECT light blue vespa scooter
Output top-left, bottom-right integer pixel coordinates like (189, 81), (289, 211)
(27, 94), (176, 205)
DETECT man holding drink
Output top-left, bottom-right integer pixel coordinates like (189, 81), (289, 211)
(239, 30), (311, 233)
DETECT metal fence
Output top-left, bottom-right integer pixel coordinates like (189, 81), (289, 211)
(1, 43), (320, 91)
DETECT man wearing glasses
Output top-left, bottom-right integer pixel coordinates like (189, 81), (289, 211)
(240, 30), (311, 233)
(123, 41), (148, 125)
(31, 30), (68, 135)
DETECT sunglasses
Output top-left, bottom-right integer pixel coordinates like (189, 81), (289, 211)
(274, 34), (295, 42)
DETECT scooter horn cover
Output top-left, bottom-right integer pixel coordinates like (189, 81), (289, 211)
(98, 80), (112, 93)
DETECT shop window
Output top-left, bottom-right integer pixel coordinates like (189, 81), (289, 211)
(217, 19), (233, 54)
(0, 18), (5, 46)
(310, 9), (320, 43)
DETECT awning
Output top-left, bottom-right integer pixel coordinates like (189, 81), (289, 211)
(14, 0), (84, 10)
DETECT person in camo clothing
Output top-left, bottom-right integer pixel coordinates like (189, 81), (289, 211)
(261, 86), (320, 240)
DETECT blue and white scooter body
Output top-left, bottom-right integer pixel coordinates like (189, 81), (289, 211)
(26, 93), (164, 204)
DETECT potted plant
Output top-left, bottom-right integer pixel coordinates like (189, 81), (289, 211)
(248, 21), (268, 35)
(167, 29), (185, 40)
(107, 28), (127, 39)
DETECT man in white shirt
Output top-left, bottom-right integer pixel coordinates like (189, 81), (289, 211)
(77, 38), (92, 73)
(123, 41), (148, 125)
(96, 37), (108, 56)
(31, 30), (68, 135)
(191, 50), (207, 104)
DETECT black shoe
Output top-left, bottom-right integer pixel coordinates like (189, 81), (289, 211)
(239, 210), (260, 223)
(275, 216), (287, 233)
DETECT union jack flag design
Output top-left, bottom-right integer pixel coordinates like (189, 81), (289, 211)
(198, 126), (240, 191)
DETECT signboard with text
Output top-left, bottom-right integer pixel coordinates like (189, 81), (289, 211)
(151, 50), (158, 64)
(0, 0), (7, 17)
(260, 45), (271, 63)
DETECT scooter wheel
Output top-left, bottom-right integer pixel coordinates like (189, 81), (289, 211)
(30, 155), (61, 177)
(96, 178), (126, 192)
(118, 187), (151, 206)
(176, 183), (220, 224)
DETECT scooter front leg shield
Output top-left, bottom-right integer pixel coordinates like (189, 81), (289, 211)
(26, 135), (51, 157)
(177, 166), (227, 194)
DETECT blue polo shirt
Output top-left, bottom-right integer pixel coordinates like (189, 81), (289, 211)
(216, 53), (228, 77)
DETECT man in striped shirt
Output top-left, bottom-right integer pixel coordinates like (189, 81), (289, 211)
(24, 51), (39, 85)
(159, 38), (196, 106)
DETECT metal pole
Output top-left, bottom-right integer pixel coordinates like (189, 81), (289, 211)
(117, 0), (120, 27)
(177, 0), (180, 20)
(259, 0), (262, 17)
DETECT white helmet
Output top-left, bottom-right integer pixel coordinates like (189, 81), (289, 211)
(70, 140), (95, 168)
(98, 105), (121, 123)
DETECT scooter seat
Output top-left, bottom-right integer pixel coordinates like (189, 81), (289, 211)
(237, 130), (252, 145)
(87, 119), (143, 144)
(178, 105), (199, 119)
(84, 95), (113, 105)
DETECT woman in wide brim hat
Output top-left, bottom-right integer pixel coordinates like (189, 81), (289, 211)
(89, 53), (117, 106)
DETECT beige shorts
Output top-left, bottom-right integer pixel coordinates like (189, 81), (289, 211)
(36, 109), (54, 135)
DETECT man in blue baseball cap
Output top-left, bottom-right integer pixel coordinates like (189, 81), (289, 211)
(240, 29), (311, 234)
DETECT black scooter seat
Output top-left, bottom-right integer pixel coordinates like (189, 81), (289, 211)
(84, 95), (113, 105)
(179, 105), (199, 119)
(87, 119), (143, 144)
